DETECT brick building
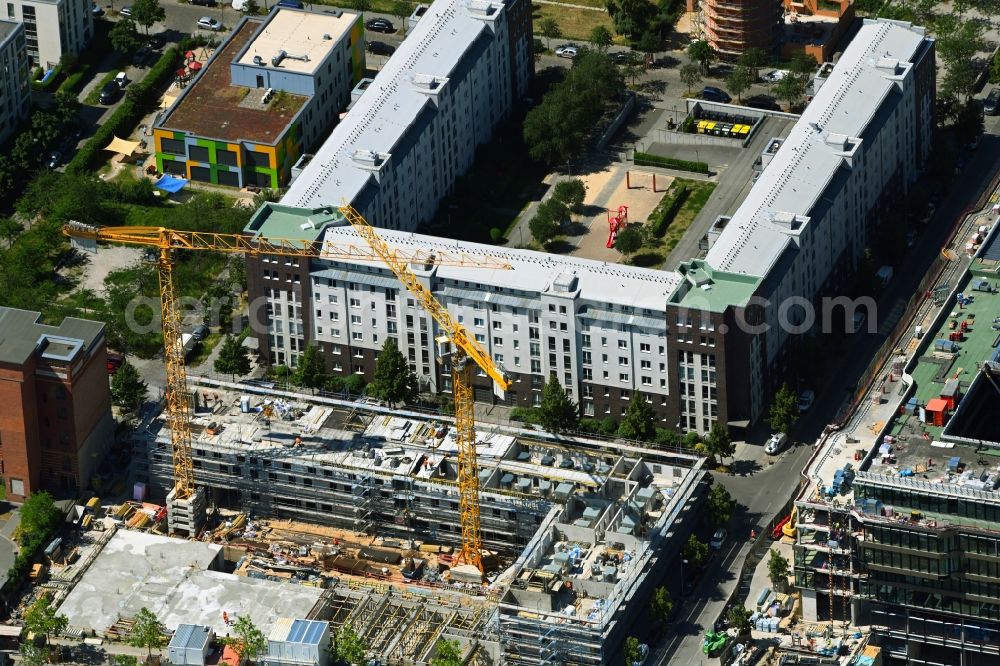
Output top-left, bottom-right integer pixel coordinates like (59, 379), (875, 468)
(0, 307), (113, 500)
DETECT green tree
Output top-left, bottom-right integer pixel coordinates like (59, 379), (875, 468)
(768, 383), (799, 434)
(737, 47), (767, 79)
(538, 375), (578, 432)
(23, 595), (68, 639)
(614, 226), (642, 255)
(351, 0), (373, 11)
(367, 338), (418, 407)
(589, 25), (613, 51)
(655, 427), (683, 448)
(705, 422), (734, 463)
(679, 63), (701, 96)
(214, 335), (252, 379)
(429, 638), (463, 666)
(128, 607), (165, 658)
(552, 178), (587, 212)
(227, 615), (267, 663)
(725, 65), (753, 103)
(293, 343), (327, 391)
(110, 360), (148, 412)
(342, 374), (367, 395)
(774, 73), (805, 110)
(635, 30), (662, 61)
(687, 40), (716, 75)
(539, 17), (562, 49)
(110, 17), (142, 53)
(622, 636), (642, 666)
(649, 586), (674, 625)
(767, 548), (790, 588)
(617, 394), (655, 441)
(728, 606), (752, 635)
(130, 0), (165, 35)
(606, 0), (656, 40)
(789, 52), (817, 76)
(0, 217), (22, 248)
(529, 205), (559, 245)
(706, 483), (733, 527)
(682, 534), (707, 569)
(331, 623), (367, 665)
(19, 643), (46, 666)
(389, 0), (413, 19)
(242, 0), (260, 14)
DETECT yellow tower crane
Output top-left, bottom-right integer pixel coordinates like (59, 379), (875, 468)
(64, 206), (511, 569)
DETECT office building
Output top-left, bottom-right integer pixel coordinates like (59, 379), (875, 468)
(0, 20), (30, 146)
(154, 7), (364, 189)
(4, 0), (92, 70)
(0, 307), (113, 501)
(279, 0), (534, 231)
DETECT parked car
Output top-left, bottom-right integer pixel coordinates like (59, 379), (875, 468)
(107, 352), (124, 375)
(119, 5), (131, 16)
(985, 88), (1000, 116)
(702, 86), (731, 103)
(612, 51), (633, 65)
(710, 528), (727, 550)
(192, 324), (210, 341)
(92, 2), (104, 16)
(765, 432), (788, 455)
(147, 35), (165, 49)
(197, 16), (222, 30)
(132, 46), (152, 66)
(797, 389), (815, 412)
(631, 643), (649, 666)
(761, 69), (788, 83)
(191, 0), (216, 5)
(46, 151), (63, 169)
(276, 0), (303, 7)
(99, 80), (121, 104)
(114, 71), (130, 87)
(367, 40), (394, 56)
(554, 45), (578, 59)
(365, 17), (394, 33)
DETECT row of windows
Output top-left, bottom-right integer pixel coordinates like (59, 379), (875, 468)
(856, 485), (1000, 523)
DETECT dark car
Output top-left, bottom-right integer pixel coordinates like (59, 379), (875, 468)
(702, 86), (731, 103)
(367, 40), (395, 56)
(132, 46), (153, 67)
(99, 80), (121, 105)
(985, 88), (1000, 116)
(190, 0), (216, 6)
(192, 324), (210, 341)
(365, 18), (394, 33)
(147, 35), (165, 49)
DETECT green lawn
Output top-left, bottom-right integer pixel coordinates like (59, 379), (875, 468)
(533, 3), (614, 42)
(664, 180), (715, 254)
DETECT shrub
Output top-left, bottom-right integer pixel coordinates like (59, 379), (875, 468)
(634, 152), (709, 174)
(648, 182), (689, 237)
(30, 65), (63, 92)
(682, 115), (696, 133)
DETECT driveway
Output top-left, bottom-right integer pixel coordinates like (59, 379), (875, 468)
(0, 507), (21, 583)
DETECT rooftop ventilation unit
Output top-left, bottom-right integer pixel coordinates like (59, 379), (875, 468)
(271, 50), (287, 67)
(253, 55), (264, 66)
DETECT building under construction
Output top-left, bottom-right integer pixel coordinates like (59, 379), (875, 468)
(132, 383), (709, 663)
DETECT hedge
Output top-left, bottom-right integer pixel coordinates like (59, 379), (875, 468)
(31, 65), (63, 92)
(634, 151), (709, 174)
(68, 47), (181, 175)
(648, 182), (689, 237)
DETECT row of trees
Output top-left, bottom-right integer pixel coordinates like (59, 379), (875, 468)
(528, 178), (586, 245)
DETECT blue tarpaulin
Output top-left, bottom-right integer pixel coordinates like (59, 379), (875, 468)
(154, 175), (188, 193)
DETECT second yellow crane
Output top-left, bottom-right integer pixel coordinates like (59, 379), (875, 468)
(64, 206), (510, 570)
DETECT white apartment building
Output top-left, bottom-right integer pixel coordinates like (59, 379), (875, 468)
(279, 0), (533, 231)
(247, 19), (935, 433)
(5, 0), (92, 69)
(0, 20), (29, 145)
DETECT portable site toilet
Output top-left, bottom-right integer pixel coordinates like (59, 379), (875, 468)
(925, 398), (950, 427)
(941, 379), (961, 410)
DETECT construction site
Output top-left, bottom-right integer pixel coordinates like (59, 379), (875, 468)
(34, 385), (708, 664)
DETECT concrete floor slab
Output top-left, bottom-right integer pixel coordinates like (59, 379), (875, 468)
(58, 530), (322, 637)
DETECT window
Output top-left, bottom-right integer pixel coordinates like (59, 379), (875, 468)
(475, 334), (486, 343)
(332, 328), (341, 337)
(582, 334), (591, 348)
(493, 321), (503, 330)
(640, 343), (650, 353)
(351, 314), (361, 324)
(618, 340), (628, 349)
(619, 356), (629, 366)
(601, 337), (608, 347)
(474, 317), (485, 327)
(352, 331), (362, 341)
(641, 360), (651, 370)
(582, 351), (592, 365)
(350, 298), (361, 308)
(493, 336), (503, 346)
(620, 373), (629, 382)
(531, 359), (541, 373)
(642, 376), (652, 386)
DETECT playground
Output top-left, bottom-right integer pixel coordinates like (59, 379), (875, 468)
(562, 163), (674, 263)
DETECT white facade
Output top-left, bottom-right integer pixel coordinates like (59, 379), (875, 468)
(280, 0), (523, 232)
(5, 0), (92, 69)
(0, 20), (29, 145)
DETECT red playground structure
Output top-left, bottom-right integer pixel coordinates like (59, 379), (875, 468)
(606, 205), (629, 248)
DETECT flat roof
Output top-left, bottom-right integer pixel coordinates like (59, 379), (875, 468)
(704, 20), (930, 277)
(0, 307), (103, 366)
(159, 19), (307, 144)
(671, 259), (761, 312)
(0, 19), (19, 42)
(58, 531), (322, 637)
(236, 8), (355, 75)
(280, 0), (507, 208)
